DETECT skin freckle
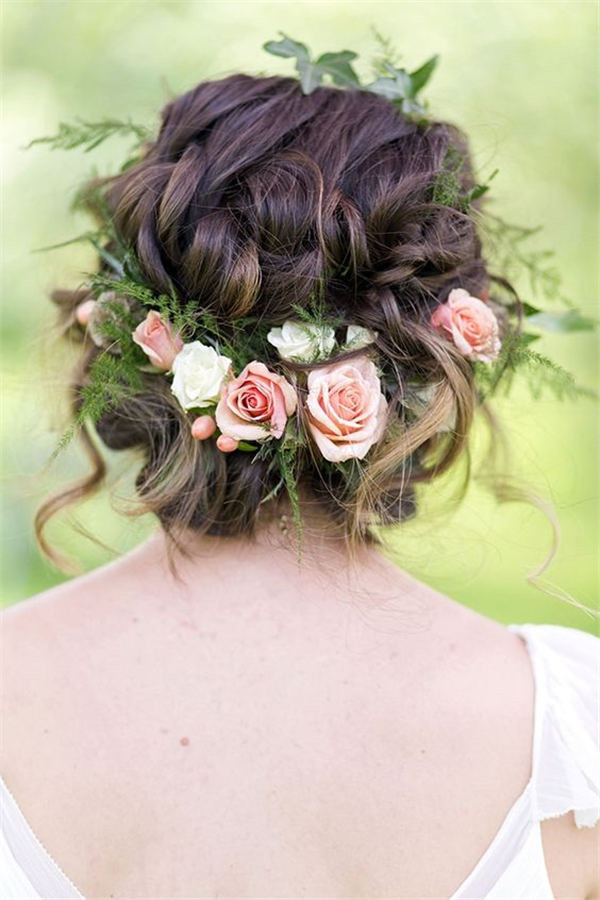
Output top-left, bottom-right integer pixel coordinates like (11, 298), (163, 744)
(180, 736), (190, 746)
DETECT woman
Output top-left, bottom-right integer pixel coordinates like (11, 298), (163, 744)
(2, 59), (598, 899)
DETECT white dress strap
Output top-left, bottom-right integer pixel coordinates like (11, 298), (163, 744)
(453, 622), (599, 900)
(508, 622), (600, 828)
(0, 773), (85, 899)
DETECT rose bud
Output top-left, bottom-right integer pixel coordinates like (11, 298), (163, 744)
(132, 310), (184, 371)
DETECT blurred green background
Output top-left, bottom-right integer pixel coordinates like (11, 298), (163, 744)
(1, 1), (597, 631)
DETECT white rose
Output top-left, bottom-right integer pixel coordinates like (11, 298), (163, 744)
(345, 325), (378, 349)
(170, 341), (232, 410)
(267, 320), (336, 361)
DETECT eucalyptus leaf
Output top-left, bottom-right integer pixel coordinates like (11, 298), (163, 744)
(263, 34), (309, 60)
(297, 59), (323, 94)
(526, 309), (597, 333)
(366, 65), (427, 113)
(409, 55), (439, 94)
(88, 238), (124, 275)
(315, 50), (360, 87)
(522, 302), (542, 316)
(464, 169), (499, 205)
(263, 35), (436, 112)
(382, 63), (412, 96)
(365, 76), (403, 100)
(401, 97), (426, 116)
(467, 184), (490, 202)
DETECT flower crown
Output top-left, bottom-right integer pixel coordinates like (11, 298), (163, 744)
(30, 33), (597, 541)
(74, 287), (501, 463)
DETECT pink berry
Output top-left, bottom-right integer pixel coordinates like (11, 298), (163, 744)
(75, 299), (96, 326)
(191, 415), (216, 440)
(216, 435), (239, 453)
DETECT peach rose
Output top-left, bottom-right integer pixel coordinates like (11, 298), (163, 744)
(430, 289), (501, 362)
(215, 361), (297, 442)
(132, 310), (184, 371)
(305, 356), (388, 462)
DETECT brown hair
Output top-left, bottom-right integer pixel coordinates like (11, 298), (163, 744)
(36, 72), (569, 595)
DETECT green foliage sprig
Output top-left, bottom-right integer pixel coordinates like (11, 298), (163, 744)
(250, 425), (303, 555)
(263, 32), (438, 117)
(431, 146), (499, 211)
(290, 290), (344, 334)
(427, 148), (597, 403)
(50, 339), (145, 463)
(473, 330), (596, 402)
(90, 272), (201, 339)
(431, 150), (594, 334)
(263, 34), (360, 94)
(278, 427), (303, 555)
(481, 216), (582, 314)
(25, 118), (150, 153)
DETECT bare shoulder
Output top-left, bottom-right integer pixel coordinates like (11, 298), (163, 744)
(1, 566), (133, 781)
(1, 541), (172, 762)
(1, 534), (178, 699)
(0, 549), (178, 889)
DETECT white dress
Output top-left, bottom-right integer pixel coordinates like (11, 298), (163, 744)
(1, 622), (598, 900)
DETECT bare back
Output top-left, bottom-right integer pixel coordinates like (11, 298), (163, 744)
(2, 530), (596, 899)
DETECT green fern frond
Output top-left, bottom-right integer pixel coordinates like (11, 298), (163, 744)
(278, 426), (303, 558)
(474, 331), (596, 402)
(83, 353), (143, 419)
(509, 346), (596, 401)
(290, 288), (344, 331)
(370, 28), (403, 77)
(50, 350), (145, 462)
(481, 215), (575, 310)
(430, 147), (497, 211)
(26, 118), (150, 153)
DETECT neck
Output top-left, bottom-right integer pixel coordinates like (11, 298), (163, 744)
(122, 499), (465, 644)
(163, 493), (367, 572)
(138, 496), (438, 613)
